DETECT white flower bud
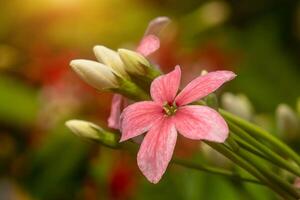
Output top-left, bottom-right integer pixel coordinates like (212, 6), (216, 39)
(118, 49), (151, 75)
(93, 45), (129, 79)
(276, 104), (299, 140)
(66, 119), (119, 147)
(70, 59), (118, 90)
(65, 120), (101, 140)
(221, 92), (254, 120)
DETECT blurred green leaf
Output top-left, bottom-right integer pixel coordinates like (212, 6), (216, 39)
(0, 76), (38, 127)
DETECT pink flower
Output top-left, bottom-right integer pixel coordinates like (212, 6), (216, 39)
(120, 66), (236, 183)
(108, 94), (128, 129)
(108, 17), (170, 129)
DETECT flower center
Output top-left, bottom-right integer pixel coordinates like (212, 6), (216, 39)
(163, 102), (177, 116)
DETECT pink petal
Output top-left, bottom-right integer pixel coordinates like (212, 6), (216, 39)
(136, 35), (160, 57)
(120, 101), (163, 142)
(137, 117), (177, 183)
(108, 94), (123, 129)
(174, 105), (229, 142)
(144, 16), (171, 36)
(175, 71), (236, 106)
(150, 65), (181, 105)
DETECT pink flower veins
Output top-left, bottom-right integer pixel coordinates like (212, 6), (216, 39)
(120, 66), (236, 183)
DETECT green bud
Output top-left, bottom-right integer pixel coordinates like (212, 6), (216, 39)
(118, 49), (151, 75)
(65, 120), (119, 148)
(70, 59), (118, 90)
(118, 48), (161, 91)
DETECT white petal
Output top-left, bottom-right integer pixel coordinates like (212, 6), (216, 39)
(70, 59), (118, 90)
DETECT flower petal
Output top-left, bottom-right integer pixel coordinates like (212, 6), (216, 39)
(120, 101), (163, 142)
(136, 35), (160, 57)
(174, 105), (229, 142)
(150, 65), (181, 104)
(144, 16), (171, 36)
(108, 94), (123, 129)
(175, 71), (236, 106)
(137, 117), (177, 183)
(70, 59), (118, 89)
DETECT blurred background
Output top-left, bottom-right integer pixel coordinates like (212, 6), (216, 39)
(0, 0), (300, 199)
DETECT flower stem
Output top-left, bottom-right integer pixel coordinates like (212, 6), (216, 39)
(231, 134), (269, 161)
(172, 158), (262, 185)
(226, 134), (300, 199)
(205, 142), (296, 200)
(75, 126), (264, 186)
(220, 109), (300, 166)
(228, 121), (300, 177)
(236, 147), (300, 199)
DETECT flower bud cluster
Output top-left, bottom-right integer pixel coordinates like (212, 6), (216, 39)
(70, 46), (157, 92)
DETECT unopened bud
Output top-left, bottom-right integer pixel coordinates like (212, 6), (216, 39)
(93, 45), (129, 79)
(221, 93), (254, 120)
(65, 120), (101, 140)
(118, 49), (151, 75)
(70, 59), (118, 90)
(65, 119), (119, 148)
(276, 104), (299, 140)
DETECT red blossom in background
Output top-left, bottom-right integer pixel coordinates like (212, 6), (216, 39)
(108, 157), (136, 200)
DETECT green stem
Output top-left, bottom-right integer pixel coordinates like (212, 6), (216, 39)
(237, 147), (300, 199)
(206, 142), (296, 200)
(110, 78), (150, 101)
(225, 134), (299, 199)
(228, 121), (300, 177)
(220, 109), (300, 166)
(172, 158), (262, 185)
(231, 134), (269, 161)
(86, 127), (262, 185)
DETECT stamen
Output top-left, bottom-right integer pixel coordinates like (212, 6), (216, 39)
(163, 102), (177, 116)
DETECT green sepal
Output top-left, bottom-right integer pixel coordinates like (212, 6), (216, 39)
(108, 76), (150, 101)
